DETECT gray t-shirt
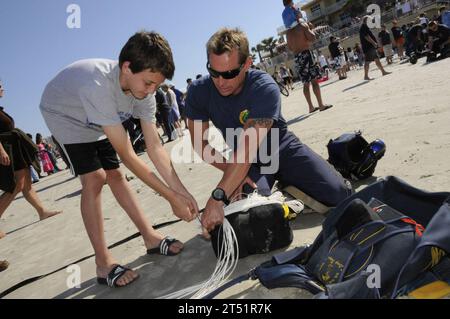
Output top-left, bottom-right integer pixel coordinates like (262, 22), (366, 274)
(39, 59), (156, 144)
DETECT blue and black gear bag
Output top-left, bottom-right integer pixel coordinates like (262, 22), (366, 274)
(327, 131), (386, 180)
(253, 176), (450, 298)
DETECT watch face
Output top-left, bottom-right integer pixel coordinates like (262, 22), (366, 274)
(212, 188), (225, 200)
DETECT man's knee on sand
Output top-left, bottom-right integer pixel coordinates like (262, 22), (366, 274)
(324, 179), (352, 207)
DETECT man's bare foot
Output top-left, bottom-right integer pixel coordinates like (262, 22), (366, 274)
(364, 77), (374, 81)
(382, 71), (392, 76)
(39, 210), (62, 221)
(0, 231), (6, 239)
(97, 263), (139, 287)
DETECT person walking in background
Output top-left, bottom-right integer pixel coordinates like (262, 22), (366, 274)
(0, 82), (62, 232)
(35, 133), (55, 175)
(379, 25), (394, 64)
(391, 20), (406, 60)
(161, 84), (184, 138)
(359, 16), (392, 80)
(285, 10), (333, 113)
(328, 36), (347, 80)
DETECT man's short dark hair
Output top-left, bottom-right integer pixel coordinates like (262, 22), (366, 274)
(119, 31), (175, 79)
(186, 78), (192, 83)
(283, 0), (292, 6)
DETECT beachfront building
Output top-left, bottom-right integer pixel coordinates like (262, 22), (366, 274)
(301, 0), (352, 29)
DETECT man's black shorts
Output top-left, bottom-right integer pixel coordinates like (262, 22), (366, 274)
(63, 139), (120, 176)
(364, 48), (379, 62)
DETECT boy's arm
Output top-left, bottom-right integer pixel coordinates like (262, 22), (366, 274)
(140, 119), (199, 213)
(103, 123), (197, 221)
(187, 118), (228, 172)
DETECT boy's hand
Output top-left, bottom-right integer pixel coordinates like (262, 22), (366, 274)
(170, 193), (198, 222)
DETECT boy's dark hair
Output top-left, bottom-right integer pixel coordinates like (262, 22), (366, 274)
(439, 6), (446, 13)
(283, 0), (292, 6)
(119, 31), (175, 79)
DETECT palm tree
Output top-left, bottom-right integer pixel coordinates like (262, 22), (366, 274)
(251, 44), (264, 63)
(260, 37), (278, 58)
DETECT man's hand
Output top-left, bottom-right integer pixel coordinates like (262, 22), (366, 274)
(0, 148), (10, 166)
(201, 198), (225, 238)
(230, 176), (257, 201)
(170, 193), (198, 222)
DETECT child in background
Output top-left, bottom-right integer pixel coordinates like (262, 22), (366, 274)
(35, 133), (54, 175)
(282, 0), (306, 29)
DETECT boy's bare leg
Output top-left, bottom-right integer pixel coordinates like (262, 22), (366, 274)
(105, 168), (183, 253)
(80, 169), (138, 287)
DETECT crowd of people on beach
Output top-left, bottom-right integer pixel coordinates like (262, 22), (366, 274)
(0, 1), (449, 295)
(274, 2), (449, 105)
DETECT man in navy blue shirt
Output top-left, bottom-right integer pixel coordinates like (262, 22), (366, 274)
(185, 28), (351, 234)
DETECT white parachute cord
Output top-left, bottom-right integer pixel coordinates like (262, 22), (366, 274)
(156, 218), (239, 299)
(191, 218), (239, 298)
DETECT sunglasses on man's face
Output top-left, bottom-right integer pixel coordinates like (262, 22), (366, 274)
(206, 62), (244, 80)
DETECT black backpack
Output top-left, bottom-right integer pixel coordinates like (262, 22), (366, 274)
(327, 131), (385, 180)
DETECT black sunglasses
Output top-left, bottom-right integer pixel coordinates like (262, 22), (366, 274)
(206, 62), (244, 80)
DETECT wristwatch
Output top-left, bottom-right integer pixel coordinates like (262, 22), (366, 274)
(211, 187), (230, 205)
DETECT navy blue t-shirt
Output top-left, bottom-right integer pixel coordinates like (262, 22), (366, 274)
(185, 69), (297, 165)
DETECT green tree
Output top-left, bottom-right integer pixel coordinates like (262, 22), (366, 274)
(251, 44), (264, 63)
(260, 37), (278, 58)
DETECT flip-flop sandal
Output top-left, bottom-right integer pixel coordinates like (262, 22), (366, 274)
(97, 264), (136, 288)
(320, 105), (333, 112)
(309, 107), (319, 113)
(147, 236), (183, 256)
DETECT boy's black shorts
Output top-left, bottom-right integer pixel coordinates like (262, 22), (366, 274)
(63, 139), (120, 176)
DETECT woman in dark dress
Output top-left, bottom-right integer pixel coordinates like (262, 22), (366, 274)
(0, 82), (62, 237)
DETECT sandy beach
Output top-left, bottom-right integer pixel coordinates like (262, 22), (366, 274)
(0, 56), (449, 299)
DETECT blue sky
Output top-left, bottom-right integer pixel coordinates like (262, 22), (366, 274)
(0, 0), (309, 137)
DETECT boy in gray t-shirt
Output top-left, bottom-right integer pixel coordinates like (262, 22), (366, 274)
(39, 31), (199, 288)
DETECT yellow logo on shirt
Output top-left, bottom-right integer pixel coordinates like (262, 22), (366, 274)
(239, 109), (249, 125)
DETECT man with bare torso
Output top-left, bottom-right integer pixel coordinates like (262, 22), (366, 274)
(286, 20), (332, 113)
